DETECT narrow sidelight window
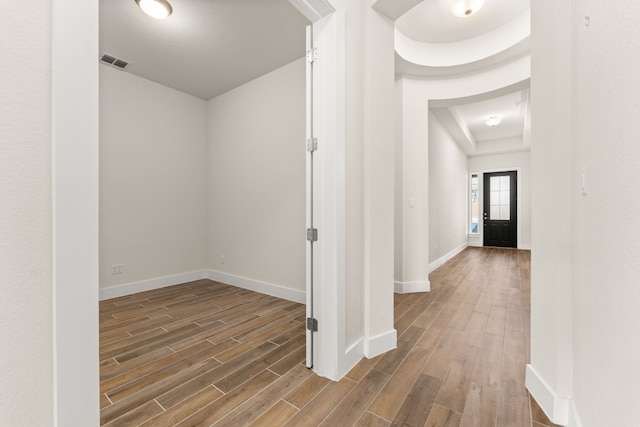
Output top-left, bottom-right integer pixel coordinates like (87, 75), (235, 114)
(470, 173), (479, 234)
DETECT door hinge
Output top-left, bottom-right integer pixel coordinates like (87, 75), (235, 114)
(306, 47), (318, 63)
(306, 138), (318, 152)
(306, 317), (318, 332)
(306, 228), (318, 242)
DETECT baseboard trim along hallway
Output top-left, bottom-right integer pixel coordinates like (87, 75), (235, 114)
(394, 280), (430, 293)
(526, 364), (583, 427)
(429, 242), (468, 273)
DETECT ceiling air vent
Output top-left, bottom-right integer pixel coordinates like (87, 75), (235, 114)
(100, 53), (129, 70)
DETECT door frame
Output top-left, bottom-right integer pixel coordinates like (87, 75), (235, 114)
(483, 170), (518, 248)
(475, 167), (523, 249)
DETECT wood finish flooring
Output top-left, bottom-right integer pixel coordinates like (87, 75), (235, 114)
(100, 247), (558, 426)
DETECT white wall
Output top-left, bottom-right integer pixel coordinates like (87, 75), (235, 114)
(342, 0), (397, 356)
(0, 1), (54, 424)
(395, 78), (430, 291)
(2, 0), (99, 425)
(468, 150), (531, 250)
(344, 0), (366, 349)
(360, 1), (396, 358)
(100, 64), (208, 291)
(207, 58), (306, 293)
(530, 2), (640, 425)
(394, 80), (404, 283)
(428, 112), (468, 263)
(527, 0), (575, 424)
(571, 1), (640, 425)
(53, 1), (100, 424)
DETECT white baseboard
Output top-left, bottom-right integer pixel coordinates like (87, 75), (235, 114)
(526, 364), (572, 426)
(429, 243), (468, 273)
(519, 243), (532, 250)
(100, 269), (306, 304)
(99, 270), (208, 301)
(337, 329), (398, 379)
(394, 280), (430, 294)
(365, 329), (398, 358)
(338, 338), (365, 380)
(207, 270), (305, 304)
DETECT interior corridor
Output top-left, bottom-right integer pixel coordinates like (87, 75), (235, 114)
(99, 247), (557, 426)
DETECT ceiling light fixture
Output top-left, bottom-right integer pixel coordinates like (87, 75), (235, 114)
(450, 0), (485, 17)
(135, 0), (173, 19)
(485, 115), (502, 127)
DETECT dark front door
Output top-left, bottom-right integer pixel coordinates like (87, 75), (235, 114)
(483, 171), (517, 248)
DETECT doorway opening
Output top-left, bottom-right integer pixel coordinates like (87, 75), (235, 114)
(483, 170), (518, 248)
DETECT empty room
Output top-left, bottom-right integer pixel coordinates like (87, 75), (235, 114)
(4, 0), (640, 426)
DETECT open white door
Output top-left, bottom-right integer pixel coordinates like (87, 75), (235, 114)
(290, 0), (336, 377)
(305, 24), (318, 368)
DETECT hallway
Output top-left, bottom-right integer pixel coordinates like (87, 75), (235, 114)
(99, 247), (557, 426)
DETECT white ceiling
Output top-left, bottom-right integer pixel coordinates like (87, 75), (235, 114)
(395, 0), (531, 156)
(100, 0), (309, 100)
(100, 0), (531, 155)
(395, 0), (529, 43)
(455, 90), (528, 142)
(430, 84), (531, 157)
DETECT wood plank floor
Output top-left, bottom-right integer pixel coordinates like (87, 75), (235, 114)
(100, 247), (558, 426)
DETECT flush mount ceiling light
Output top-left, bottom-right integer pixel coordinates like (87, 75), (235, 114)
(450, 0), (485, 17)
(485, 115), (502, 127)
(135, 0), (173, 19)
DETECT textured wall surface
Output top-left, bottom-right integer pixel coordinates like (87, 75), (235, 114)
(572, 1), (640, 424)
(429, 113), (468, 262)
(529, 0), (575, 409)
(0, 1), (54, 424)
(208, 58), (306, 292)
(100, 64), (208, 289)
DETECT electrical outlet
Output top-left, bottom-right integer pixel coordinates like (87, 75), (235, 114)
(111, 264), (124, 275)
(220, 254), (225, 265)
